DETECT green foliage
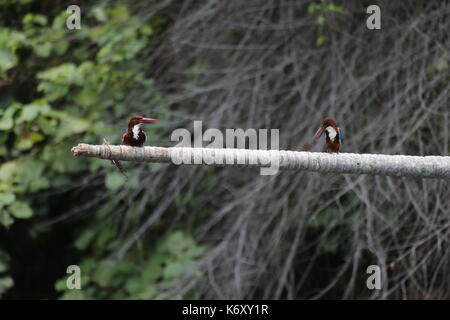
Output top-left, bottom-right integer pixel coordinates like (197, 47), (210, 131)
(306, 196), (359, 254)
(307, 1), (344, 47)
(0, 28), (26, 76)
(105, 171), (126, 191)
(0, 0), (181, 299)
(0, 250), (14, 298)
(55, 230), (206, 299)
(0, 0), (33, 6)
(307, 2), (344, 16)
(0, 2), (157, 228)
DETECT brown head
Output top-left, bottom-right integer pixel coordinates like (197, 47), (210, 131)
(127, 115), (157, 129)
(314, 117), (337, 139)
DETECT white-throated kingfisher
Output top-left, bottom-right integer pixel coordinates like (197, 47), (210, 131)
(122, 115), (157, 147)
(314, 117), (342, 153)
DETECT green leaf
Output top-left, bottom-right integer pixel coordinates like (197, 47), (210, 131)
(0, 48), (17, 73)
(15, 133), (45, 151)
(142, 256), (164, 282)
(434, 56), (449, 72)
(37, 63), (82, 84)
(315, 15), (325, 25)
(125, 278), (142, 294)
(23, 13), (48, 26)
(35, 117), (57, 135)
(105, 171), (126, 191)
(41, 144), (83, 174)
(0, 211), (14, 228)
(60, 115), (90, 134)
(0, 263), (7, 273)
(17, 104), (41, 123)
(32, 41), (52, 58)
(316, 35), (326, 47)
(184, 244), (207, 259)
(36, 82), (69, 101)
(0, 28), (26, 47)
(163, 262), (185, 279)
(110, 5), (130, 21)
(307, 3), (319, 14)
(15, 137), (33, 151)
(13, 158), (50, 191)
(45, 111), (90, 138)
(34, 14), (48, 25)
(95, 228), (114, 248)
(92, 6), (108, 22)
(137, 285), (156, 299)
(0, 276), (14, 295)
(77, 86), (98, 107)
(93, 259), (117, 287)
(0, 192), (15, 207)
(54, 41), (69, 55)
(8, 200), (33, 219)
(326, 4), (344, 13)
(80, 258), (96, 274)
(52, 12), (68, 29)
(74, 230), (96, 250)
(60, 290), (85, 300)
(0, 104), (17, 130)
(0, 161), (16, 180)
(54, 279), (67, 292)
(163, 231), (198, 257)
(29, 131), (45, 143)
(140, 25), (153, 36)
(321, 232), (340, 253)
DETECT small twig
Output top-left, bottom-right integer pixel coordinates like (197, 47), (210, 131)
(103, 138), (128, 179)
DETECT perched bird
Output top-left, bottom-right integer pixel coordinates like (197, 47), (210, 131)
(122, 115), (157, 147)
(314, 117), (342, 153)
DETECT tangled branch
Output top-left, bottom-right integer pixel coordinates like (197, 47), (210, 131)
(71, 0), (450, 299)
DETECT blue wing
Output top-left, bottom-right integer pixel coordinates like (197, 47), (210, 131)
(338, 128), (343, 145)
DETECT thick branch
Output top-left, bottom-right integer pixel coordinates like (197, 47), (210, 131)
(71, 143), (450, 179)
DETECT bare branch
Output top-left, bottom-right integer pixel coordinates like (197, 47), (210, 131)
(71, 144), (450, 179)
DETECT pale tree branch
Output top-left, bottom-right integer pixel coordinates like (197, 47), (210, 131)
(71, 143), (450, 179)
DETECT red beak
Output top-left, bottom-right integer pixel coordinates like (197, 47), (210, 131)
(140, 117), (157, 124)
(314, 127), (325, 140)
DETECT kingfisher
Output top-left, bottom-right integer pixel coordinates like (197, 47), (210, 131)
(122, 115), (157, 147)
(314, 117), (342, 152)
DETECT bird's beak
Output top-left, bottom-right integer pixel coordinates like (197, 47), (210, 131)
(140, 117), (157, 124)
(314, 127), (325, 140)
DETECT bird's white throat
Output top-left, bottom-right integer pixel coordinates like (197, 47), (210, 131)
(132, 124), (141, 140)
(326, 126), (337, 142)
